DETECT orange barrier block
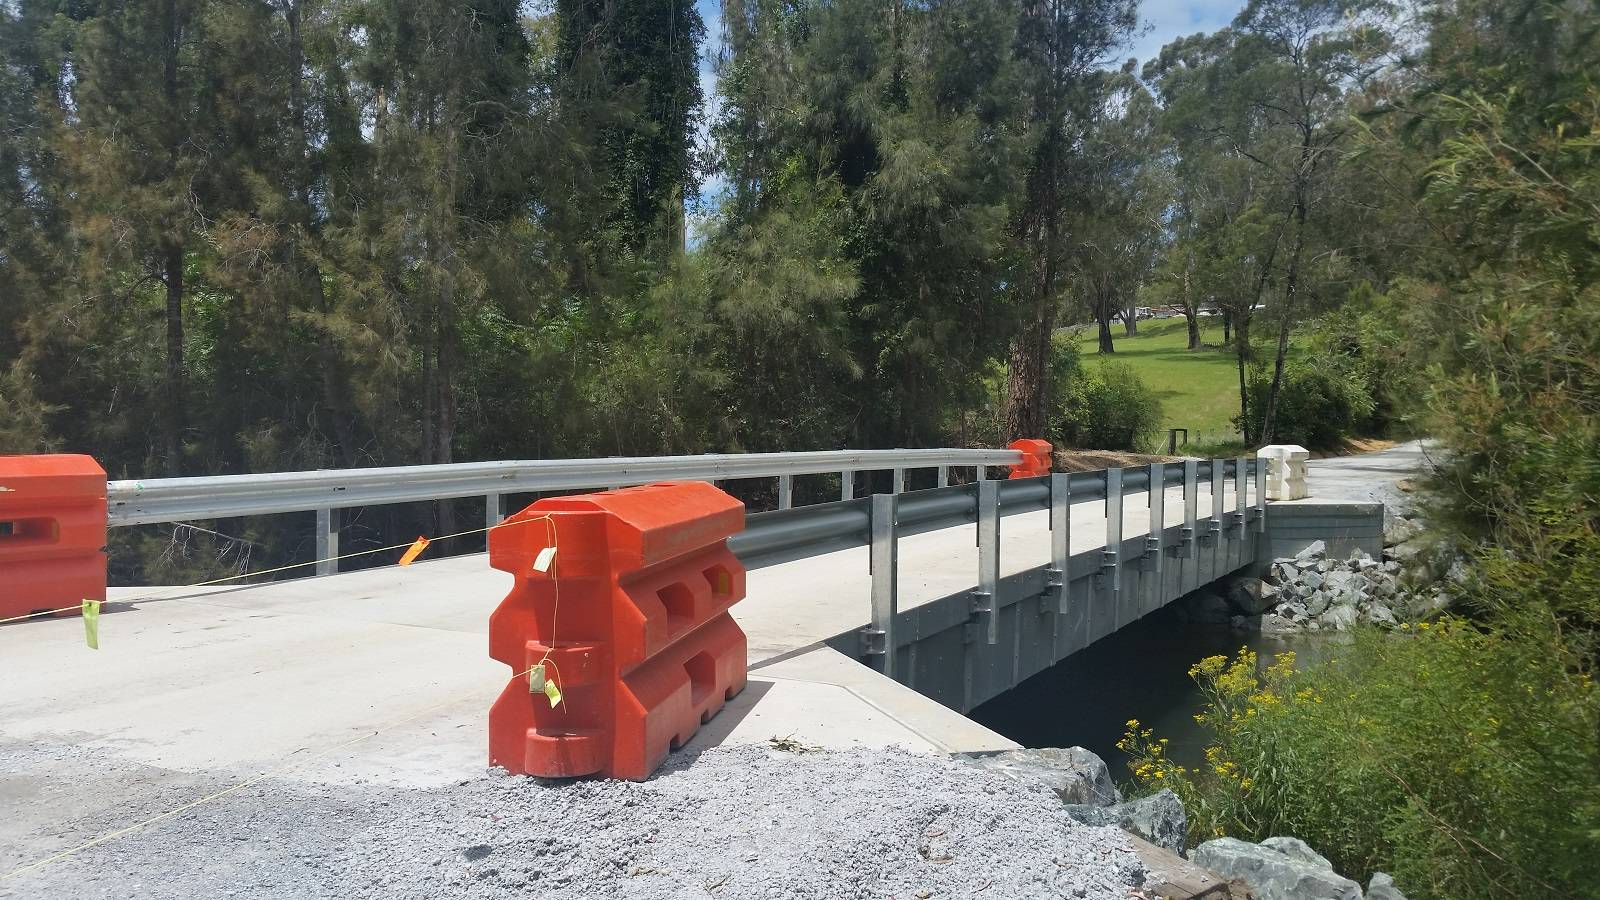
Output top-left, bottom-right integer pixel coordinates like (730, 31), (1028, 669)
(487, 481), (748, 780)
(1007, 438), (1053, 479)
(0, 455), (108, 621)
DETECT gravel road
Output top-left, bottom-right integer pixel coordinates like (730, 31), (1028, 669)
(2, 740), (1148, 899)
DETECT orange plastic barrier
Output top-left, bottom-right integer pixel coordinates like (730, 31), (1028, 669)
(0, 455), (108, 621)
(487, 481), (748, 780)
(1007, 438), (1053, 479)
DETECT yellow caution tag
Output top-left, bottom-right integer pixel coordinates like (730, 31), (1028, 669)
(398, 536), (431, 566)
(543, 678), (563, 708)
(82, 599), (101, 650)
(533, 545), (557, 573)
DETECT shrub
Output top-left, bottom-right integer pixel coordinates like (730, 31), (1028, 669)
(1055, 362), (1163, 452)
(1120, 620), (1600, 900)
(1244, 357), (1375, 449)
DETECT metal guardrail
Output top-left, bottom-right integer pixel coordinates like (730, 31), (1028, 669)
(104, 449), (1263, 602)
(106, 448), (1023, 575)
(731, 458), (1255, 569)
(829, 456), (1264, 679)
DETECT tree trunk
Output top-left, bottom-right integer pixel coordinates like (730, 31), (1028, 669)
(1122, 306), (1137, 336)
(1005, 230), (1056, 440)
(1222, 309), (1231, 344)
(1004, 307), (1051, 440)
(1260, 179), (1309, 446)
(1003, 117), (1061, 442)
(159, 0), (183, 475)
(162, 241), (185, 475)
(1235, 312), (1252, 445)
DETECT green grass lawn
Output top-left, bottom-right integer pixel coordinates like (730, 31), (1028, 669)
(1069, 317), (1245, 449)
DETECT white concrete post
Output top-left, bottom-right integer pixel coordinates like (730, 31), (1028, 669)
(1258, 444), (1310, 500)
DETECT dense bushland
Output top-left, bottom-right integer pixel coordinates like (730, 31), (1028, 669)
(1120, 2), (1600, 896)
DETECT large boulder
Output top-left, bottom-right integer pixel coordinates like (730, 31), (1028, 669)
(1294, 540), (1327, 562)
(1321, 604), (1359, 631)
(1065, 788), (1188, 856)
(1259, 836), (1332, 869)
(1383, 517), (1423, 547)
(1192, 837), (1363, 900)
(954, 746), (1121, 806)
(1225, 577), (1276, 615)
(1367, 872), (1408, 900)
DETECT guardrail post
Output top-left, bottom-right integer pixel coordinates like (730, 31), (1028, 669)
(1142, 463), (1164, 571)
(1255, 457), (1267, 532)
(936, 465), (948, 488)
(1206, 460), (1224, 548)
(316, 507), (338, 576)
(1233, 456), (1249, 535)
(1099, 468), (1121, 598)
(891, 467), (905, 494)
(863, 493), (898, 678)
(1048, 473), (1070, 613)
(486, 493), (507, 528)
(777, 473), (793, 510)
(840, 470), (854, 501)
(1178, 460), (1198, 559)
(972, 479), (1000, 645)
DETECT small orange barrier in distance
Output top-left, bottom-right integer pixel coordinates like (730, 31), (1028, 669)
(0, 455), (108, 621)
(487, 481), (748, 780)
(1007, 439), (1053, 479)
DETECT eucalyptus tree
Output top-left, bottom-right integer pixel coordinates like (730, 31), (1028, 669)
(1001, 0), (1137, 440)
(555, 0), (704, 260)
(1074, 77), (1171, 355)
(709, 0), (1026, 450)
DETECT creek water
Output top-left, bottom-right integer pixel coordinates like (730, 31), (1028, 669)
(968, 605), (1336, 777)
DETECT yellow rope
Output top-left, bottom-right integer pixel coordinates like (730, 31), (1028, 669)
(0, 513), (555, 626)
(1, 514), (569, 882)
(0, 658), (556, 883)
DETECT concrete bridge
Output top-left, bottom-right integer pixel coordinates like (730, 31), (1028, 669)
(0, 443), (1401, 789)
(1, 440), (1422, 897)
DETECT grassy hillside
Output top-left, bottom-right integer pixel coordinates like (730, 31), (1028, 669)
(1069, 317), (1245, 450)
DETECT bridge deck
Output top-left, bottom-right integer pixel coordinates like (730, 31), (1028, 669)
(0, 478), (1240, 800)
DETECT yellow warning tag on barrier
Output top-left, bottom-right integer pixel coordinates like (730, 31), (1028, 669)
(543, 679), (563, 708)
(533, 545), (557, 573)
(82, 599), (101, 650)
(397, 536), (431, 566)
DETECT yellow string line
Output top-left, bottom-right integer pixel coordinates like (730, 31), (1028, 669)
(0, 657), (558, 883)
(0, 513), (557, 626)
(1, 512), (572, 880)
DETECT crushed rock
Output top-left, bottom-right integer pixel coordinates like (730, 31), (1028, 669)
(2, 742), (1148, 899)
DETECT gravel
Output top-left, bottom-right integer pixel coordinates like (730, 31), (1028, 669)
(2, 740), (1148, 899)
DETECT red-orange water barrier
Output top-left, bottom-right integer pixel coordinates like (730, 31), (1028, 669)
(1007, 438), (1053, 479)
(0, 455), (107, 621)
(487, 481), (748, 780)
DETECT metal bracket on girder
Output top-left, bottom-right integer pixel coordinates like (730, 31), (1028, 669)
(969, 589), (994, 621)
(1138, 536), (1162, 572)
(1201, 518), (1222, 548)
(1095, 549), (1119, 594)
(1173, 525), (1196, 558)
(1042, 567), (1063, 615)
(859, 625), (887, 656)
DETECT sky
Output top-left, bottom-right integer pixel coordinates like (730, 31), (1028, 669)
(688, 0), (1241, 228)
